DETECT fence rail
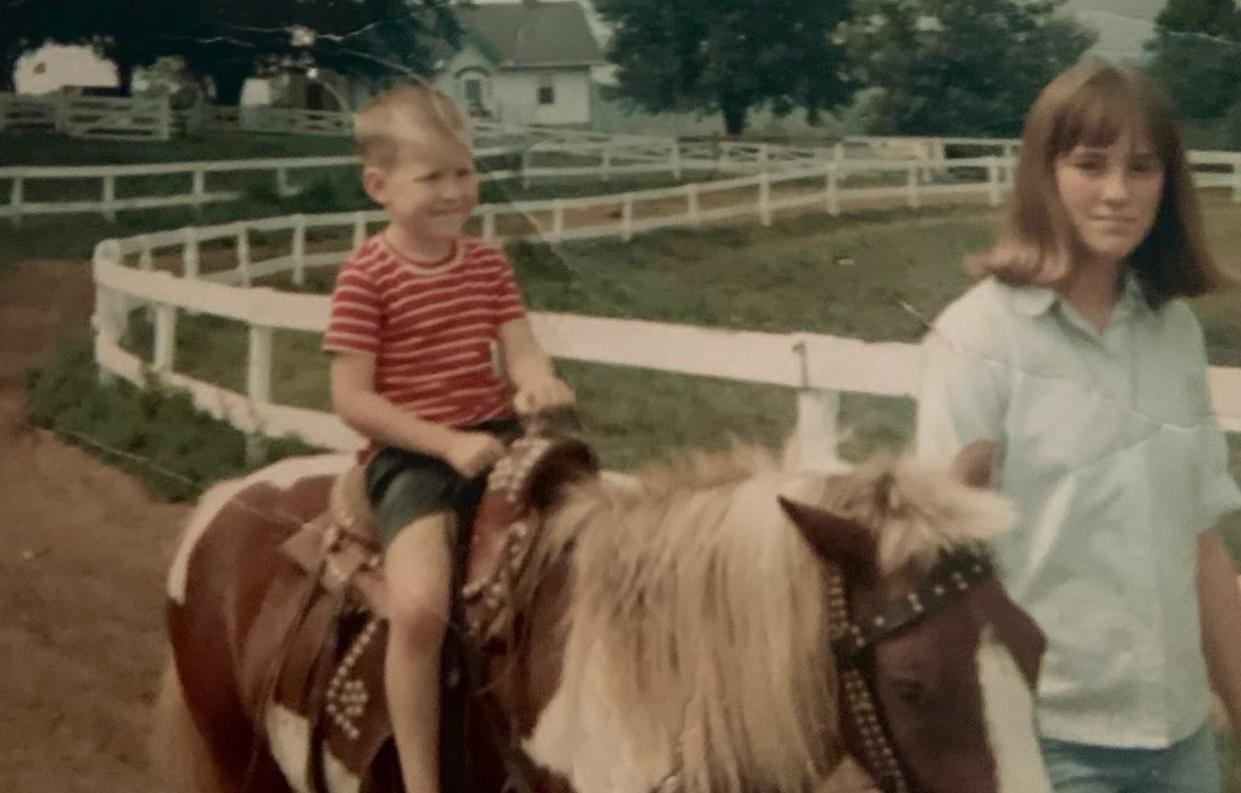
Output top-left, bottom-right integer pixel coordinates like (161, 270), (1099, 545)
(89, 204), (1241, 466)
(0, 132), (998, 225)
(0, 93), (172, 140)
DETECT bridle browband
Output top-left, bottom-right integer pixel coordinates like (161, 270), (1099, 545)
(827, 546), (996, 793)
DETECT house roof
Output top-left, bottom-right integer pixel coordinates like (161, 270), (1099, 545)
(438, 2), (607, 69)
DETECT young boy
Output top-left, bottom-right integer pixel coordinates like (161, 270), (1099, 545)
(322, 84), (574, 793)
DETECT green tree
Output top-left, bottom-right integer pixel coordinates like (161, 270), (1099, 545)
(594, 0), (853, 135)
(1147, 0), (1241, 121)
(841, 0), (1095, 136)
(0, 0), (458, 103)
(177, 0), (460, 103)
(1, 0), (39, 91)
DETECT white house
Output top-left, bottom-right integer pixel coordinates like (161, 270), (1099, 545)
(431, 0), (608, 126)
(13, 44), (117, 94)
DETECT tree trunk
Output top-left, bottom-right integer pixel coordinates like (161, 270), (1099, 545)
(115, 61), (135, 96)
(720, 91), (749, 136)
(0, 55), (16, 93)
(212, 70), (248, 106)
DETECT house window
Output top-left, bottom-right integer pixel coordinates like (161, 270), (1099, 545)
(464, 78), (483, 106)
(537, 74), (555, 106)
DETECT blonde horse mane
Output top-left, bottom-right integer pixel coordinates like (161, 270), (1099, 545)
(522, 445), (1014, 793)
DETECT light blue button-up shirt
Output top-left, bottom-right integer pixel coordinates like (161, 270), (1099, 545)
(916, 275), (1241, 747)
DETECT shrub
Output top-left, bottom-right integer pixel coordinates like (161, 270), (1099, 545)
(26, 338), (319, 502)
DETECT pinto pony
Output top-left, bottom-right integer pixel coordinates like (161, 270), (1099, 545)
(155, 444), (1052, 793)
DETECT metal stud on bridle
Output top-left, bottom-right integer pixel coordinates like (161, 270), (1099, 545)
(827, 547), (995, 793)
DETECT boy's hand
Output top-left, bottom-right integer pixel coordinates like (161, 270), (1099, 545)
(513, 376), (576, 416)
(443, 431), (506, 478)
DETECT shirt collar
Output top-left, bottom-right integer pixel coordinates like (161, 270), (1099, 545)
(1005, 271), (1147, 319)
(1008, 284), (1057, 316)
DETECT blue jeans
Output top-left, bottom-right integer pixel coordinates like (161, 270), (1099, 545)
(1039, 725), (1222, 793)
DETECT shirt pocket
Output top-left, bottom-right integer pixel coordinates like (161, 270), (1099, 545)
(1006, 371), (1130, 477)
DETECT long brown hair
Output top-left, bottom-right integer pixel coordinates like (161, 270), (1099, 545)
(969, 60), (1230, 307)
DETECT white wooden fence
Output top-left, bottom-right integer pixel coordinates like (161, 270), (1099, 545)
(89, 209), (1241, 466)
(0, 134), (1015, 228)
(0, 93), (173, 140)
(86, 231), (932, 465)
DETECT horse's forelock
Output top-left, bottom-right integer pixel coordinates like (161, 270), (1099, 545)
(821, 455), (1016, 577)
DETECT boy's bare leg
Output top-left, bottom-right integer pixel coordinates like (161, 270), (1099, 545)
(384, 512), (453, 793)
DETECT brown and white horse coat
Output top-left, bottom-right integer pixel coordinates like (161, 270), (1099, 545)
(160, 448), (1053, 793)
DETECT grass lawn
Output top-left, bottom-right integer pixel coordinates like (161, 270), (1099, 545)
(0, 131), (354, 166)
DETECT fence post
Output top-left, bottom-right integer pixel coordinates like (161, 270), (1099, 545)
(759, 170), (772, 227)
(352, 211), (367, 251)
(248, 323), (273, 405)
(906, 163), (920, 209)
(987, 157), (1001, 207)
(136, 234), (157, 324)
(91, 241), (126, 386)
(292, 214), (307, 286)
(277, 167), (291, 197)
(183, 226), (200, 280)
(670, 141), (682, 180)
(153, 303), (177, 374)
(1233, 154), (1241, 204)
(54, 94), (69, 134)
(687, 182), (701, 227)
(138, 235), (154, 271)
(601, 144), (611, 182)
(102, 174), (116, 222)
(482, 205), (497, 242)
(792, 337), (839, 469)
(826, 163), (840, 217)
(621, 193), (634, 242)
(236, 225), (251, 286)
(9, 176), (22, 227)
(246, 322), (274, 466)
(551, 199), (564, 242)
(759, 143), (771, 174)
(192, 169), (206, 216)
(158, 97), (172, 141)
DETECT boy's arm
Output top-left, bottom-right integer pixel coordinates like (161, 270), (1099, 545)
(497, 318), (574, 415)
(1199, 513), (1241, 732)
(330, 352), (502, 476)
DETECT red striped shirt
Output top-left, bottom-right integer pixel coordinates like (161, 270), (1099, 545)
(323, 234), (527, 429)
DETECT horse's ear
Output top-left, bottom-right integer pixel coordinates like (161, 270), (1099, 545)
(778, 496), (876, 578)
(951, 441), (997, 489)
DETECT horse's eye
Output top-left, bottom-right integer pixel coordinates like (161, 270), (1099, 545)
(889, 679), (935, 710)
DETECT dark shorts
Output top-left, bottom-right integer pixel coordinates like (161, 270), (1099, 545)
(362, 418), (521, 548)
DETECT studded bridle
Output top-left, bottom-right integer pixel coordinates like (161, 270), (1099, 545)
(827, 546), (996, 793)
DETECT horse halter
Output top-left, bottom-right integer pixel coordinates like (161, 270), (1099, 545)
(827, 546), (996, 793)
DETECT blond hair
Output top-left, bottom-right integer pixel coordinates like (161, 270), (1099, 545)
(353, 83), (470, 169)
(970, 60), (1230, 307)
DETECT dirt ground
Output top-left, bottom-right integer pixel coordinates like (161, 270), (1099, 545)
(0, 259), (188, 793)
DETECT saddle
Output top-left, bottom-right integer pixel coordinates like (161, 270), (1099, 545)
(248, 433), (599, 792)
